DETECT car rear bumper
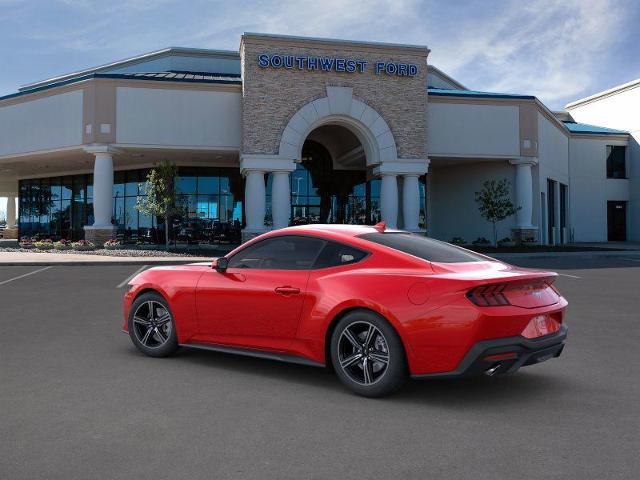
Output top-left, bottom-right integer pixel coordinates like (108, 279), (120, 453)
(411, 324), (568, 379)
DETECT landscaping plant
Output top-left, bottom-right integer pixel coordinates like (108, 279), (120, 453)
(104, 239), (123, 250)
(71, 240), (96, 251)
(136, 161), (182, 250)
(474, 179), (519, 246)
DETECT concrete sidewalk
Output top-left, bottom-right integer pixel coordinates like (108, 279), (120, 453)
(0, 251), (213, 266)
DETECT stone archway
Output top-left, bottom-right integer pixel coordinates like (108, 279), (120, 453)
(240, 86), (429, 239)
(278, 86), (398, 166)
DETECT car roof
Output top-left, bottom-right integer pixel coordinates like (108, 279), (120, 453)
(272, 224), (381, 239)
(265, 224), (411, 243)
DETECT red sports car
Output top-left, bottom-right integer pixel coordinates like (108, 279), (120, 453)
(123, 223), (568, 397)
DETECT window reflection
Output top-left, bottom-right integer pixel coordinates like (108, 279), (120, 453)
(18, 167), (244, 245)
(289, 162), (382, 226)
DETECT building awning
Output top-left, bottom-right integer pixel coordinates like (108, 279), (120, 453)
(561, 121), (628, 135)
(0, 71), (242, 103)
(427, 87), (535, 100)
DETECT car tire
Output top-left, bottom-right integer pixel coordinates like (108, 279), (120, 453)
(330, 310), (407, 397)
(128, 292), (178, 358)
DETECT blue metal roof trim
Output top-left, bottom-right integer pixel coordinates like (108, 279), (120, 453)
(562, 121), (628, 135)
(427, 87), (535, 100)
(0, 72), (242, 102)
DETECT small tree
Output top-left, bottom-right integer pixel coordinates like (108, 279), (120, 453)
(136, 161), (182, 250)
(474, 179), (519, 246)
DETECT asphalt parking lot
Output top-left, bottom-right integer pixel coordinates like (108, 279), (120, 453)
(1, 256), (639, 479)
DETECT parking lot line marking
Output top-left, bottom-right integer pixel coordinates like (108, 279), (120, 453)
(0, 266), (52, 286)
(557, 273), (581, 279)
(117, 265), (148, 289)
(623, 258), (640, 262)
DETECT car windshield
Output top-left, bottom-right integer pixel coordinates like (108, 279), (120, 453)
(358, 232), (485, 263)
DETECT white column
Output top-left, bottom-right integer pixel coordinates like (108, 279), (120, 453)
(380, 174), (398, 229)
(271, 171), (290, 230)
(92, 152), (114, 227)
(512, 160), (535, 228)
(6, 195), (17, 229)
(244, 170), (266, 231)
(402, 174), (420, 231)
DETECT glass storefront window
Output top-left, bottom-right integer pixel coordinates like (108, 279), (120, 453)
(175, 173), (197, 195)
(113, 171), (125, 199)
(12, 163), (423, 244)
(19, 168), (244, 244)
(289, 162), (381, 226)
(198, 176), (218, 195)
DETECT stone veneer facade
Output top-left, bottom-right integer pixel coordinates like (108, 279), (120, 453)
(240, 34), (429, 160)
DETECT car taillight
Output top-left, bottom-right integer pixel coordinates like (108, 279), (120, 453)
(466, 283), (510, 306)
(467, 277), (559, 308)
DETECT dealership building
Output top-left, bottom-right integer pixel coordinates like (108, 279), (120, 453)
(0, 33), (637, 245)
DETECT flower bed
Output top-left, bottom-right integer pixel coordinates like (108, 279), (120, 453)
(71, 240), (96, 251)
(32, 240), (54, 250)
(103, 239), (123, 250)
(54, 239), (73, 250)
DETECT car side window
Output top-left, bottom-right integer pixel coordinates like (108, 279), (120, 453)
(227, 235), (327, 270)
(313, 240), (368, 269)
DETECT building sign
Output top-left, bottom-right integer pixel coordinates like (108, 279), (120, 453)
(257, 53), (418, 77)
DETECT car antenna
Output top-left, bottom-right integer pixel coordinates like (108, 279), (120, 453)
(373, 221), (386, 232)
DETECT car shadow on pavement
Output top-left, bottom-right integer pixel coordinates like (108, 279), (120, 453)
(395, 371), (575, 407)
(120, 344), (578, 404)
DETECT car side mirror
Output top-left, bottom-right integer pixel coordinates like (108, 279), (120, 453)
(213, 257), (228, 272)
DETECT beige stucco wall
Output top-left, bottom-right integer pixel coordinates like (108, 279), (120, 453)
(116, 86), (242, 148)
(0, 90), (83, 157)
(240, 35), (428, 160)
(427, 101), (520, 157)
(567, 86), (640, 241)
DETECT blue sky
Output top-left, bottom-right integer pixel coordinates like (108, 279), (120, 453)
(1, 0), (639, 108)
(1, 0), (640, 214)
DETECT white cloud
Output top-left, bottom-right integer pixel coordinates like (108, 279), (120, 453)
(180, 0), (630, 107)
(426, 0), (628, 107)
(2, 0), (635, 109)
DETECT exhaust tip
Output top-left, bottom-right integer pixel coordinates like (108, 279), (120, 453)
(485, 364), (501, 377)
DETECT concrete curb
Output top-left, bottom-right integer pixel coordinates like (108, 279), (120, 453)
(0, 259), (212, 266)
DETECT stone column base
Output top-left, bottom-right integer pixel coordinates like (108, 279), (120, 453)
(84, 226), (117, 246)
(2, 227), (18, 240)
(241, 229), (268, 244)
(511, 227), (538, 243)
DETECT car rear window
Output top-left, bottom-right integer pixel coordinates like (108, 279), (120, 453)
(358, 232), (485, 263)
(314, 240), (368, 269)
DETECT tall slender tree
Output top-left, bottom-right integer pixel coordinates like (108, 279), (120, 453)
(474, 179), (519, 246)
(136, 161), (182, 250)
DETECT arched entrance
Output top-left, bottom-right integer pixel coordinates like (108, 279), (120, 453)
(289, 124), (382, 226)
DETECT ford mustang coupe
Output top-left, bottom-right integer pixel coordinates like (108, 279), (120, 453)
(123, 223), (568, 397)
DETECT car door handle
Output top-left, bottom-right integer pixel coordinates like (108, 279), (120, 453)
(275, 286), (301, 295)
